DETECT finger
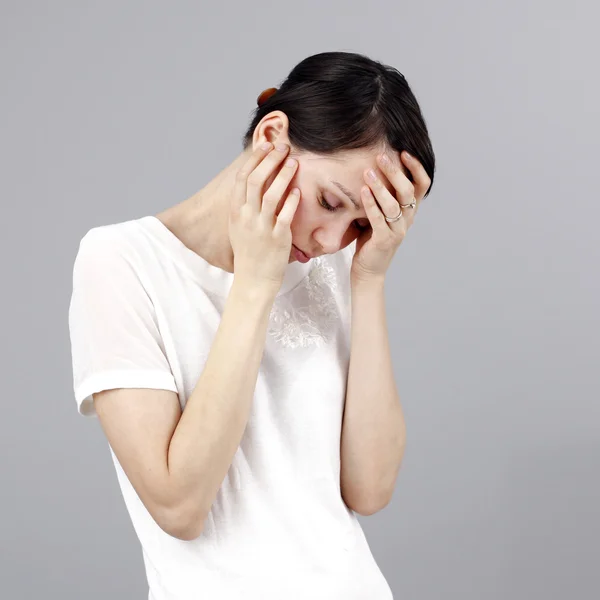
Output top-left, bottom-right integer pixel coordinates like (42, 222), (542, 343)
(402, 193), (419, 227)
(396, 154), (421, 225)
(261, 157), (298, 222)
(231, 142), (273, 214)
(274, 188), (301, 231)
(372, 153), (419, 226)
(246, 143), (290, 212)
(374, 153), (415, 208)
(362, 185), (394, 233)
(364, 167), (403, 221)
(399, 151), (431, 204)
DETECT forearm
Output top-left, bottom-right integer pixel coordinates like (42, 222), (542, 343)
(340, 276), (406, 513)
(167, 278), (277, 536)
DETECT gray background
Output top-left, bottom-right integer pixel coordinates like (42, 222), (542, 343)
(1, 1), (598, 598)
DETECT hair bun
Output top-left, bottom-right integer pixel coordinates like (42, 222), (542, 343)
(256, 87), (278, 107)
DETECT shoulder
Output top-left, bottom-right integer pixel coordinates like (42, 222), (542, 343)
(77, 218), (140, 255)
(74, 218), (147, 273)
(71, 219), (156, 302)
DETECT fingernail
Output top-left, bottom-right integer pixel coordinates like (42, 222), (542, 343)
(261, 142), (272, 150)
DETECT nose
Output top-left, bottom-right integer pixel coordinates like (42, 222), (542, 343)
(313, 221), (351, 255)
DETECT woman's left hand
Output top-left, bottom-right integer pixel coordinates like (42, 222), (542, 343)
(351, 150), (430, 281)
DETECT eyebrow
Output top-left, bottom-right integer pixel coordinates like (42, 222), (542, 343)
(330, 180), (361, 211)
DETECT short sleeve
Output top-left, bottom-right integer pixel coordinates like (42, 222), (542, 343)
(68, 228), (177, 417)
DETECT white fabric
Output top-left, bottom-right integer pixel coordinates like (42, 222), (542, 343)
(68, 215), (393, 599)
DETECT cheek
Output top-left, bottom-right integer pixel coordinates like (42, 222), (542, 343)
(290, 194), (311, 232)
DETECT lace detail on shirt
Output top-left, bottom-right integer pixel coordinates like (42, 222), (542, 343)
(268, 256), (340, 349)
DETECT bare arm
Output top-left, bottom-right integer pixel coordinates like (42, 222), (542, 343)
(94, 278), (277, 541)
(165, 279), (277, 538)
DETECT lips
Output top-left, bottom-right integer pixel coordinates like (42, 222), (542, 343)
(293, 245), (311, 259)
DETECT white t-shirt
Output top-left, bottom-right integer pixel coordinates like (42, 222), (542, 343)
(68, 215), (393, 600)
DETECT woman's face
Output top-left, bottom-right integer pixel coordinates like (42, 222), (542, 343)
(284, 146), (407, 261)
(255, 112), (409, 261)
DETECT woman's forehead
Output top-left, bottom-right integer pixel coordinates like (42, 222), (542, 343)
(305, 147), (409, 177)
(322, 155), (405, 201)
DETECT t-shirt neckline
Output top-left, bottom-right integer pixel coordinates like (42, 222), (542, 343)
(138, 215), (314, 297)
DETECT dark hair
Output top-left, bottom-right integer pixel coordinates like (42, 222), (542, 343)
(242, 51), (435, 198)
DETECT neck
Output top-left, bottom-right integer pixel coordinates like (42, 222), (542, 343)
(155, 148), (253, 274)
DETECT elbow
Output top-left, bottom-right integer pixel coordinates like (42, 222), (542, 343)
(350, 496), (391, 517)
(343, 488), (393, 516)
(342, 473), (396, 516)
(163, 519), (204, 542)
(152, 479), (215, 541)
(156, 504), (207, 541)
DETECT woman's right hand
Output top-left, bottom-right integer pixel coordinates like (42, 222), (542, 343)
(229, 142), (301, 291)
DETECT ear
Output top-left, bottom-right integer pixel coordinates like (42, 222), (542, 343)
(252, 110), (291, 150)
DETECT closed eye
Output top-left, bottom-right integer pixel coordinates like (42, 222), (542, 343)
(319, 194), (370, 231)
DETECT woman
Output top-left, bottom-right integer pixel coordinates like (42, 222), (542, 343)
(68, 51), (435, 599)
